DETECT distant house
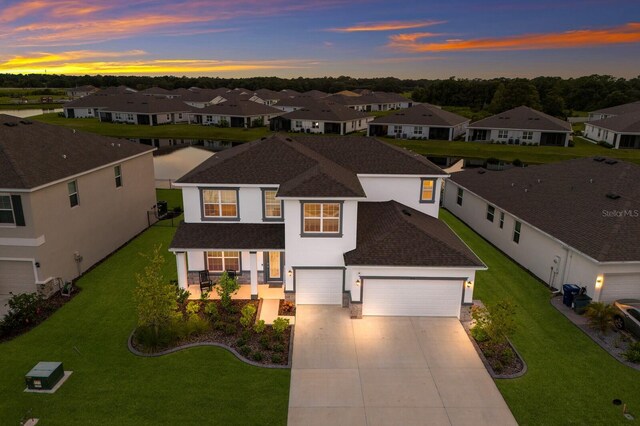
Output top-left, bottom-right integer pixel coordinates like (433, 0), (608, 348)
(443, 157), (640, 302)
(587, 101), (640, 121)
(96, 85), (137, 95)
(180, 88), (231, 108)
(96, 94), (191, 125)
(329, 92), (413, 112)
(368, 104), (469, 140)
(270, 100), (373, 135)
(254, 89), (289, 106)
(0, 115), (156, 296)
(584, 111), (640, 149)
(466, 106), (572, 146)
(66, 85), (98, 99)
(189, 100), (283, 127)
(64, 93), (114, 118)
(270, 95), (319, 113)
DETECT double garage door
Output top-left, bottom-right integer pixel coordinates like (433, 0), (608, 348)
(0, 260), (36, 295)
(600, 274), (640, 302)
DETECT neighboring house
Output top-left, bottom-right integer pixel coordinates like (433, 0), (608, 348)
(584, 111), (640, 149)
(139, 87), (180, 99)
(587, 101), (640, 121)
(329, 92), (413, 111)
(96, 85), (137, 95)
(169, 134), (485, 318)
(301, 90), (328, 98)
(66, 85), (98, 99)
(466, 106), (572, 146)
(443, 157), (640, 302)
(0, 115), (156, 296)
(64, 93), (112, 118)
(180, 88), (231, 108)
(254, 89), (288, 106)
(270, 100), (374, 135)
(96, 94), (191, 126)
(270, 95), (319, 113)
(368, 103), (469, 140)
(188, 100), (283, 127)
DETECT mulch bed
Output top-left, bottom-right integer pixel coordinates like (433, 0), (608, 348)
(131, 299), (292, 366)
(0, 289), (80, 343)
(476, 340), (524, 376)
(278, 299), (296, 316)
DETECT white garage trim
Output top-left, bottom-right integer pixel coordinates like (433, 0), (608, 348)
(0, 259), (37, 295)
(361, 276), (464, 317)
(600, 273), (640, 302)
(294, 267), (344, 305)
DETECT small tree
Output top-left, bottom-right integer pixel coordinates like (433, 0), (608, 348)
(240, 304), (257, 329)
(585, 302), (616, 334)
(470, 300), (516, 346)
(216, 271), (239, 311)
(134, 245), (177, 339)
(272, 317), (290, 340)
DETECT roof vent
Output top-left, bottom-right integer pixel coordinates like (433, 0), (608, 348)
(593, 157), (605, 162)
(606, 193), (621, 200)
(537, 178), (541, 183)
(589, 178), (594, 183)
(401, 209), (412, 217)
(3, 122), (18, 127)
(524, 188), (529, 192)
(62, 154), (67, 159)
(605, 159), (618, 165)
(511, 182), (515, 187)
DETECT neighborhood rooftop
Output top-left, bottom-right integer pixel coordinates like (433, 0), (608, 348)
(278, 101), (372, 122)
(587, 111), (640, 133)
(469, 106), (572, 132)
(450, 157), (640, 262)
(590, 101), (640, 116)
(370, 103), (469, 126)
(0, 114), (154, 190)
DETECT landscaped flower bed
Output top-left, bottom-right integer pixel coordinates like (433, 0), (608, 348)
(278, 299), (296, 316)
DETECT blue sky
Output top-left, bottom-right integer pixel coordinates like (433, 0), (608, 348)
(0, 0), (639, 78)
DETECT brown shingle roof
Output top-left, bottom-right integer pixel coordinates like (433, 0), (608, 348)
(450, 158), (640, 262)
(591, 101), (640, 116)
(280, 101), (372, 122)
(170, 223), (284, 250)
(588, 111), (640, 133)
(191, 99), (283, 117)
(0, 114), (153, 190)
(344, 201), (484, 267)
(469, 106), (571, 132)
(370, 103), (469, 127)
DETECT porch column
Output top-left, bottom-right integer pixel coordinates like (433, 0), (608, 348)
(449, 127), (453, 141)
(250, 251), (258, 299)
(176, 252), (188, 290)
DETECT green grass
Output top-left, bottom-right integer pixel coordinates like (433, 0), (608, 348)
(155, 189), (184, 226)
(442, 209), (640, 425)
(33, 113), (271, 141)
(388, 137), (640, 165)
(0, 227), (290, 425)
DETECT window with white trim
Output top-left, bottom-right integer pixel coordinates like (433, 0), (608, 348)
(486, 205), (495, 222)
(420, 179), (435, 202)
(513, 221), (522, 243)
(312, 122), (320, 129)
(498, 130), (509, 139)
(68, 180), (79, 207)
(302, 203), (340, 234)
(263, 189), (282, 219)
(206, 251), (240, 272)
(414, 126), (423, 135)
(0, 195), (14, 224)
(295, 120), (302, 128)
(114, 165), (122, 187)
(394, 125), (402, 134)
(499, 211), (505, 229)
(456, 188), (463, 206)
(522, 131), (533, 140)
(202, 189), (238, 218)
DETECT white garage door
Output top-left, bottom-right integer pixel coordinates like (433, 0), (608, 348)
(363, 278), (463, 317)
(600, 274), (640, 302)
(296, 269), (343, 305)
(0, 260), (36, 295)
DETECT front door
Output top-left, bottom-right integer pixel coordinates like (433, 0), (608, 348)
(265, 251), (283, 282)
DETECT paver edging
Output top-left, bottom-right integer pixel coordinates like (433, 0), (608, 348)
(127, 327), (293, 370)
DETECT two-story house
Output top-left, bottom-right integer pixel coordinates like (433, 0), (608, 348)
(0, 115), (156, 297)
(169, 134), (484, 318)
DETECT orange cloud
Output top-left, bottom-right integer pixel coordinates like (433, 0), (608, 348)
(389, 22), (640, 52)
(328, 20), (445, 32)
(0, 1), (49, 23)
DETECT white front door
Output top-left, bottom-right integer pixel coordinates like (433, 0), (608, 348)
(295, 269), (343, 305)
(363, 278), (463, 317)
(600, 274), (640, 302)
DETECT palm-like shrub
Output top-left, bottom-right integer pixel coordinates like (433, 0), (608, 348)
(584, 302), (616, 334)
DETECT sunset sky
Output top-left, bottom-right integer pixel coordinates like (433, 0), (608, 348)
(1, 0), (639, 78)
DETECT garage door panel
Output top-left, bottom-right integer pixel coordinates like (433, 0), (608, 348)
(0, 260), (36, 295)
(296, 269), (343, 305)
(601, 274), (640, 302)
(363, 279), (463, 317)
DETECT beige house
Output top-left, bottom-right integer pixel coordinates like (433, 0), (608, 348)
(0, 115), (156, 296)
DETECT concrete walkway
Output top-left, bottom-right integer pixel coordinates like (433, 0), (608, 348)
(288, 305), (517, 426)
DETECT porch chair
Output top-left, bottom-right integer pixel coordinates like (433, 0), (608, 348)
(199, 270), (213, 292)
(226, 269), (237, 280)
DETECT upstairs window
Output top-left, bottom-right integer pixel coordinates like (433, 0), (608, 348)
(114, 165), (122, 188)
(456, 188), (463, 206)
(202, 189), (238, 219)
(302, 202), (341, 235)
(68, 181), (79, 207)
(486, 205), (495, 222)
(0, 195), (14, 224)
(513, 221), (522, 244)
(499, 211), (505, 229)
(262, 189), (283, 220)
(420, 179), (435, 203)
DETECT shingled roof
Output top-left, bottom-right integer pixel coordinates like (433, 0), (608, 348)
(591, 101), (640, 117)
(170, 223), (284, 250)
(191, 99), (283, 117)
(588, 111), (640, 133)
(370, 103), (469, 127)
(176, 134), (445, 197)
(344, 201), (484, 267)
(0, 114), (154, 190)
(279, 100), (372, 122)
(450, 158), (640, 262)
(469, 106), (571, 132)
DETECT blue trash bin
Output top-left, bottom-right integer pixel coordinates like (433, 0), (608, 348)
(562, 284), (580, 307)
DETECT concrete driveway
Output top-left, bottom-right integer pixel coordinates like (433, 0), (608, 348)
(288, 305), (517, 426)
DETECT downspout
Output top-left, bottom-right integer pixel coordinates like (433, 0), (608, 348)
(560, 246), (571, 287)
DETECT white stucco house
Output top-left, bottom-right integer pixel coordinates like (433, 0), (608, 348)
(368, 103), (469, 140)
(584, 111), (640, 149)
(466, 106), (572, 146)
(169, 134), (485, 318)
(587, 101), (640, 121)
(270, 101), (374, 135)
(443, 157), (640, 302)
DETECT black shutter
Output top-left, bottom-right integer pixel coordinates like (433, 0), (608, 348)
(11, 195), (25, 226)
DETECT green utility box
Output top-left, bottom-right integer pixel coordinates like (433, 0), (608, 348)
(573, 294), (593, 315)
(25, 362), (64, 390)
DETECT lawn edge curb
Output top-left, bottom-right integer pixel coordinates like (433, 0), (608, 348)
(127, 328), (293, 369)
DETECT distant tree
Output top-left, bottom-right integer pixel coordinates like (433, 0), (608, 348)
(488, 80), (541, 113)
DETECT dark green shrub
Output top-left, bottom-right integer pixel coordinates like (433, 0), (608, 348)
(0, 292), (45, 333)
(236, 337), (247, 347)
(174, 286), (190, 304)
(199, 290), (210, 303)
(253, 319), (266, 334)
(272, 317), (289, 340)
(224, 323), (237, 335)
(623, 342), (640, 363)
(271, 353), (283, 364)
(238, 345), (251, 357)
(216, 272), (239, 312)
(585, 302), (616, 334)
(259, 334), (271, 350)
(241, 329), (252, 340)
(213, 320), (226, 331)
(251, 351), (264, 362)
(240, 304), (257, 329)
(186, 301), (200, 315)
(186, 314), (210, 336)
(204, 302), (220, 320)
(272, 342), (285, 353)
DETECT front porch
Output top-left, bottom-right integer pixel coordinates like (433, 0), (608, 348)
(186, 282), (284, 300)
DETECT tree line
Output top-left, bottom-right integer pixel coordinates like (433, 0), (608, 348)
(1, 73), (638, 117)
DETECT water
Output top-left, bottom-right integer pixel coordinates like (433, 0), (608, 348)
(125, 138), (242, 153)
(2, 108), (63, 118)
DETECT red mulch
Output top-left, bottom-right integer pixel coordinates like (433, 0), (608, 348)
(278, 299), (296, 316)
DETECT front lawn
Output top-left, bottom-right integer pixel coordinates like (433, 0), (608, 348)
(32, 113), (271, 141)
(0, 227), (290, 425)
(442, 209), (640, 425)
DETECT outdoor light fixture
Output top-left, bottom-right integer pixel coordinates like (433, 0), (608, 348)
(466, 280), (473, 288)
(595, 276), (604, 289)
(287, 269), (293, 277)
(355, 277), (362, 287)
